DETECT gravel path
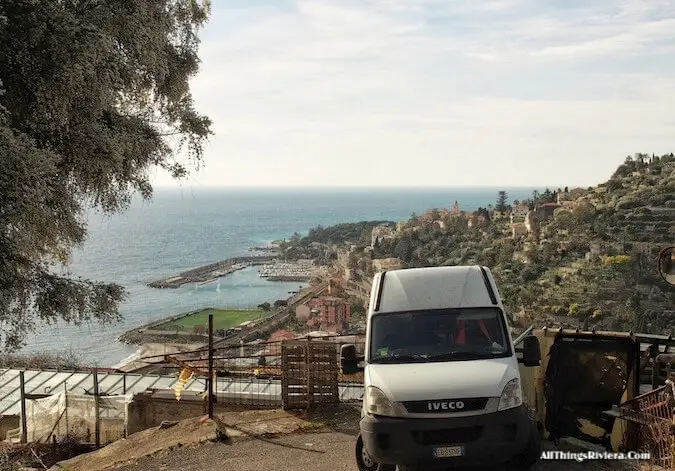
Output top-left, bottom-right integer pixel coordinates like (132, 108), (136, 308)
(111, 431), (643, 471)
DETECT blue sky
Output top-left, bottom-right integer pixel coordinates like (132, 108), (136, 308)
(152, 0), (675, 188)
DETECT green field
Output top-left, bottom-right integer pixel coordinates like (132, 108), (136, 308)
(157, 308), (264, 331)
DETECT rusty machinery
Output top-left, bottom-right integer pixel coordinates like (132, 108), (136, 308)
(517, 327), (675, 467)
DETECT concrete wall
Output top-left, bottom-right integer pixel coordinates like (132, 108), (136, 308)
(127, 393), (204, 435)
(126, 392), (279, 436)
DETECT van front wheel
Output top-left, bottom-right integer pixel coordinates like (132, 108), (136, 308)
(508, 424), (542, 470)
(355, 433), (396, 471)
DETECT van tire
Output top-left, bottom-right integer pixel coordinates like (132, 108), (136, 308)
(355, 433), (396, 471)
(508, 424), (542, 470)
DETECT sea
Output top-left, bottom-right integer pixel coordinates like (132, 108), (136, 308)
(20, 187), (538, 367)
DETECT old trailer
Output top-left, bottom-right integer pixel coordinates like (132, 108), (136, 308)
(517, 327), (675, 466)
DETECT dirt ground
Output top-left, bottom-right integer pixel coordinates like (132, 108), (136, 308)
(49, 405), (650, 471)
(109, 431), (645, 471)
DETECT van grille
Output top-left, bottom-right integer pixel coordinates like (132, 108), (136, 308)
(403, 397), (488, 414)
(412, 426), (483, 445)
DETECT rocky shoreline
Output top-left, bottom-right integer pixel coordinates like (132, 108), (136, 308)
(118, 330), (205, 346)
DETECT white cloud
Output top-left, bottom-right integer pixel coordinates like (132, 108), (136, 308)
(528, 17), (675, 58)
(153, 0), (675, 188)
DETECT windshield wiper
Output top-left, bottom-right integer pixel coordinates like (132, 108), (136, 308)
(426, 351), (497, 360)
(371, 353), (429, 363)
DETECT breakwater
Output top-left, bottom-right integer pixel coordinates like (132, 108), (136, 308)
(148, 255), (278, 288)
(248, 245), (281, 254)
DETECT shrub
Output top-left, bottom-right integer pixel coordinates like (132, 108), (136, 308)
(551, 305), (567, 316)
(0, 350), (84, 370)
(603, 255), (631, 264)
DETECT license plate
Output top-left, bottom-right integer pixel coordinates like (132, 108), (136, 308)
(432, 446), (464, 458)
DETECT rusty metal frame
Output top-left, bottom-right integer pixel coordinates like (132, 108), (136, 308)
(613, 385), (675, 469)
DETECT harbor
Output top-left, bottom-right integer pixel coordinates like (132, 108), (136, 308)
(148, 256), (277, 288)
(148, 253), (318, 289)
(257, 259), (316, 281)
(196, 263), (247, 286)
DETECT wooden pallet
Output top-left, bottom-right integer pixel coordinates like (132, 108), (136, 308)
(281, 340), (339, 410)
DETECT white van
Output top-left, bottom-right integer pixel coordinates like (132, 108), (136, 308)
(340, 265), (542, 471)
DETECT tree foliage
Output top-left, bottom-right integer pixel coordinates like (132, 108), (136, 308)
(304, 221), (395, 246)
(496, 191), (508, 212)
(0, 0), (212, 350)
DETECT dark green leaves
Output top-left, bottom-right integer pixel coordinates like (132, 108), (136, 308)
(0, 0), (211, 350)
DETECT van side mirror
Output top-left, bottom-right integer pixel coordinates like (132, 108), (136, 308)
(340, 344), (362, 374)
(521, 335), (541, 367)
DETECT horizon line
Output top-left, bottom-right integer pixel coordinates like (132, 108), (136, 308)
(150, 184), (586, 190)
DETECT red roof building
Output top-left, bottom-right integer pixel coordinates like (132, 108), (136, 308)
(307, 296), (351, 333)
(269, 329), (296, 342)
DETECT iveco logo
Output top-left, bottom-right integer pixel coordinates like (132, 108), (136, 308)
(427, 401), (465, 411)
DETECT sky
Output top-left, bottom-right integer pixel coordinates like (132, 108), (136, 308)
(151, 0), (675, 189)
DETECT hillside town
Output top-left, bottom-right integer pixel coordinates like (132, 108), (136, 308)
(265, 153), (675, 339)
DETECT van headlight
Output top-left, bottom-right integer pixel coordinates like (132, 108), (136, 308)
(498, 378), (523, 411)
(365, 386), (397, 417)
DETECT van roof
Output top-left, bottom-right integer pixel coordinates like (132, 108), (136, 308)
(373, 265), (500, 314)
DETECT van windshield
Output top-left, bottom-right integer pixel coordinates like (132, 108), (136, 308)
(369, 307), (510, 363)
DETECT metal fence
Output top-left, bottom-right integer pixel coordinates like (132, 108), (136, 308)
(164, 335), (366, 410)
(5, 334), (365, 446)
